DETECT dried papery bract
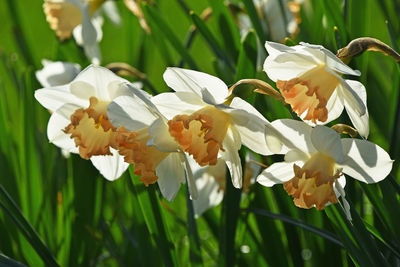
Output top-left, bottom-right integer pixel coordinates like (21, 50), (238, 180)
(331, 124), (358, 138)
(337, 37), (400, 63)
(228, 79), (286, 104)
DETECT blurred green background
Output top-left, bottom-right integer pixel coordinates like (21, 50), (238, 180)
(0, 0), (400, 266)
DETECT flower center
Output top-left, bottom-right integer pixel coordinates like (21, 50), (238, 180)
(277, 64), (340, 124)
(114, 127), (169, 186)
(64, 97), (117, 159)
(168, 105), (231, 166)
(283, 152), (341, 210)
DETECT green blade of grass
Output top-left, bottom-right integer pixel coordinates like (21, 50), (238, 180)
(364, 220), (400, 259)
(218, 149), (245, 266)
(243, 207), (343, 248)
(0, 185), (59, 267)
(207, 0), (241, 61)
(129, 167), (178, 267)
(242, 0), (268, 44)
(190, 11), (235, 73)
(235, 30), (257, 81)
(142, 4), (198, 70)
(0, 253), (28, 267)
(185, 180), (203, 266)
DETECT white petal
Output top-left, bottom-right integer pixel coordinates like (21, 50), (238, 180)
(73, 5), (103, 64)
(163, 67), (229, 104)
(334, 180), (351, 221)
(256, 162), (295, 187)
(284, 150), (309, 163)
(90, 148), (129, 181)
(325, 89), (345, 123)
(220, 127), (242, 188)
(183, 154), (198, 200)
(266, 119), (315, 155)
(341, 138), (393, 183)
(311, 126), (343, 163)
(300, 42), (361, 76)
(228, 97), (272, 155)
(35, 87), (87, 111)
(342, 80), (370, 138)
(47, 104), (80, 153)
(70, 81), (96, 99)
(102, 0), (121, 25)
(147, 117), (180, 152)
(35, 61), (81, 87)
(334, 76), (366, 117)
(123, 83), (162, 118)
(192, 159), (225, 217)
(107, 95), (156, 131)
(151, 92), (204, 119)
(156, 153), (185, 201)
(72, 65), (127, 101)
(264, 42), (319, 82)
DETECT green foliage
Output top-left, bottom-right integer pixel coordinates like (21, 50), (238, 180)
(0, 0), (399, 266)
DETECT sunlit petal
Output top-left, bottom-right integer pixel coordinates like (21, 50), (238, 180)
(341, 138), (393, 183)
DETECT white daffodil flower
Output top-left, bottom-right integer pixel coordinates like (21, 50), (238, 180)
(43, 0), (120, 64)
(36, 59), (81, 87)
(257, 119), (393, 218)
(191, 153), (261, 217)
(264, 42), (370, 138)
(107, 84), (198, 201)
(239, 0), (303, 42)
(151, 67), (273, 189)
(34, 65), (138, 181)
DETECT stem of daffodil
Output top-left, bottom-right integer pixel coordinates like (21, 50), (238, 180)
(185, 180), (203, 265)
(105, 62), (158, 95)
(331, 124), (359, 138)
(337, 37), (400, 63)
(228, 78), (286, 104)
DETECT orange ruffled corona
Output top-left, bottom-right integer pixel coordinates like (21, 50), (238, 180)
(43, 0), (106, 40)
(114, 127), (169, 186)
(277, 65), (340, 124)
(43, 1), (82, 40)
(168, 106), (231, 166)
(64, 97), (117, 159)
(283, 152), (342, 210)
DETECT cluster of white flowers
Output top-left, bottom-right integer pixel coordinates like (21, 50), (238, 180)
(37, 1), (393, 219)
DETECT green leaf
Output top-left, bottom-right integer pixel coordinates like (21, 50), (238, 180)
(242, 0), (268, 44)
(185, 182), (203, 266)
(0, 185), (59, 267)
(243, 207), (343, 248)
(235, 30), (258, 81)
(190, 11), (235, 73)
(129, 167), (178, 267)
(0, 253), (28, 267)
(142, 4), (198, 70)
(218, 149), (245, 266)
